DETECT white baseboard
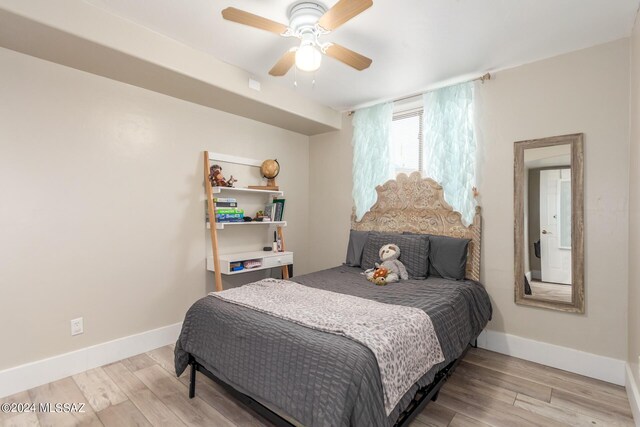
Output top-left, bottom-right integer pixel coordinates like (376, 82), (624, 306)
(626, 364), (640, 426)
(0, 322), (182, 398)
(477, 329), (626, 386)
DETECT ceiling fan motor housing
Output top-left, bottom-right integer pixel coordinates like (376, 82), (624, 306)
(288, 1), (328, 34)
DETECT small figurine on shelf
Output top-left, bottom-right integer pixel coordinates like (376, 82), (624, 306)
(254, 210), (265, 222)
(208, 164), (237, 187)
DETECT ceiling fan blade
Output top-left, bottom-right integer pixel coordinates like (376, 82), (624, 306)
(269, 50), (297, 76)
(325, 43), (372, 70)
(221, 7), (289, 35)
(318, 0), (373, 32)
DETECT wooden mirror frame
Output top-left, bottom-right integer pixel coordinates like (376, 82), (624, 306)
(514, 134), (584, 313)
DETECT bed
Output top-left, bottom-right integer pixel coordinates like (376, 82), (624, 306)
(175, 173), (492, 427)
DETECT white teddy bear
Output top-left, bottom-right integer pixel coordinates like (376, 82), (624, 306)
(364, 243), (409, 285)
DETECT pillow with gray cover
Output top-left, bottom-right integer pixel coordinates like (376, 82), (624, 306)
(404, 232), (470, 280)
(361, 233), (430, 279)
(344, 230), (371, 267)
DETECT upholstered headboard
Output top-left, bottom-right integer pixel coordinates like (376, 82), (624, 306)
(351, 172), (482, 281)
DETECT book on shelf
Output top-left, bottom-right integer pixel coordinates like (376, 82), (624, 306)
(213, 197), (237, 203)
(229, 261), (244, 271)
(264, 203), (275, 222)
(273, 198), (286, 222)
(216, 214), (244, 221)
(214, 201), (237, 208)
(215, 208), (244, 214)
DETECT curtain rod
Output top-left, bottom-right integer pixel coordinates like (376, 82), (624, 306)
(346, 72), (491, 116)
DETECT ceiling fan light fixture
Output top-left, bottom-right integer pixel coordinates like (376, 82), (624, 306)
(295, 43), (322, 72)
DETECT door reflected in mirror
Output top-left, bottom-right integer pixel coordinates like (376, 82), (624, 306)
(514, 134), (584, 313)
(524, 145), (572, 303)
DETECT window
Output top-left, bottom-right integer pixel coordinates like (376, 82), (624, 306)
(390, 109), (423, 175)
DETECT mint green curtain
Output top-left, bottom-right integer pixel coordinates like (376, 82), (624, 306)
(351, 102), (394, 221)
(423, 82), (477, 225)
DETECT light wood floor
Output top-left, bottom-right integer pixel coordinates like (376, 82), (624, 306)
(0, 346), (634, 427)
(530, 280), (572, 303)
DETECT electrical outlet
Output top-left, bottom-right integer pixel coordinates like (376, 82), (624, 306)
(70, 318), (83, 336)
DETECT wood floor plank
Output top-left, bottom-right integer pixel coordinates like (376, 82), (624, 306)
(550, 388), (635, 426)
(456, 360), (552, 402)
(414, 401), (455, 426)
(0, 411), (40, 427)
(448, 413), (492, 427)
(97, 400), (150, 427)
(102, 362), (147, 395)
(121, 353), (157, 372)
(447, 372), (517, 405)
(514, 393), (628, 426)
(465, 348), (630, 411)
(0, 391), (33, 425)
(73, 367), (128, 412)
(437, 392), (532, 427)
(135, 365), (234, 427)
(437, 383), (565, 427)
(27, 377), (102, 427)
(178, 371), (268, 426)
(103, 362), (185, 426)
(147, 346), (181, 377)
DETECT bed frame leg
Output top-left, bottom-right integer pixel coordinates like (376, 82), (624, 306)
(472, 338), (478, 348)
(189, 360), (197, 399)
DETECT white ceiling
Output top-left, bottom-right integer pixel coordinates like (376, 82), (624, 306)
(84, 0), (639, 111)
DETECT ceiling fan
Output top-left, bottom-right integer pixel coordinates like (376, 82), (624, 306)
(221, 0), (373, 76)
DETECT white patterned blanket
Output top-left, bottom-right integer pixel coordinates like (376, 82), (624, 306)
(209, 279), (444, 415)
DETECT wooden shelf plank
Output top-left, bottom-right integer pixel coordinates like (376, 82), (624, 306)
(206, 221), (287, 230)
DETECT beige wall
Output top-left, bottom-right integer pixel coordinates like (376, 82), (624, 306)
(477, 38), (629, 360)
(628, 16), (640, 384)
(308, 115), (354, 272)
(0, 47), (310, 370)
(308, 39), (631, 360)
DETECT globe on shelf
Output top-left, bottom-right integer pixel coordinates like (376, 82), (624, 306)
(260, 159), (280, 189)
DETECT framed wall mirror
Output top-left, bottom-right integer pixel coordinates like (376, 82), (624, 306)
(514, 134), (584, 313)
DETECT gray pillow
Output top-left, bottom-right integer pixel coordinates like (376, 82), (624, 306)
(361, 233), (430, 279)
(345, 230), (370, 267)
(426, 235), (470, 280)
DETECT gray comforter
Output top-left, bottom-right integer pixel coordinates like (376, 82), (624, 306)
(175, 266), (492, 427)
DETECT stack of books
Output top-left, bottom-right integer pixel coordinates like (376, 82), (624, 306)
(216, 208), (244, 222)
(264, 199), (286, 222)
(205, 197), (245, 223)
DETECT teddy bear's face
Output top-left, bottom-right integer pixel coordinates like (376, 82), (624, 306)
(379, 244), (400, 262)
